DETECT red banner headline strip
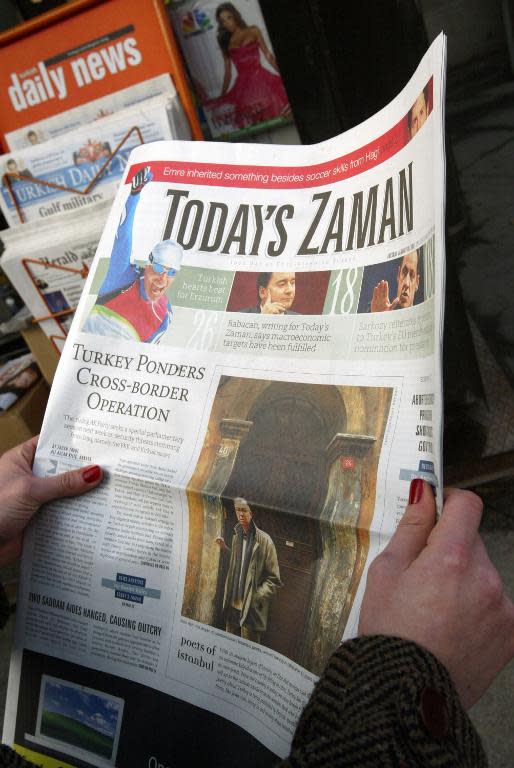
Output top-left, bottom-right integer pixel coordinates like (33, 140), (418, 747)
(126, 119), (410, 191)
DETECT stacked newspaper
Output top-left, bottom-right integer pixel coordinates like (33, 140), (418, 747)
(0, 75), (191, 350)
(1, 201), (111, 353)
(4, 74), (190, 151)
(4, 35), (446, 767)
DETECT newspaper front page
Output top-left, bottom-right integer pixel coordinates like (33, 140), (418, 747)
(4, 35), (446, 767)
(0, 94), (184, 228)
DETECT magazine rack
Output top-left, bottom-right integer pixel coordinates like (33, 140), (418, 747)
(20, 255), (91, 355)
(0, 0), (203, 151)
(22, 257), (89, 323)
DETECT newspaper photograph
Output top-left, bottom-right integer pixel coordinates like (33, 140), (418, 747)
(0, 94), (183, 228)
(3, 35), (446, 767)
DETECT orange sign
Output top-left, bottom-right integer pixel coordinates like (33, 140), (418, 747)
(0, 0), (202, 149)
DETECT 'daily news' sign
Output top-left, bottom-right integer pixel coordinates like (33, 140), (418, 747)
(0, 0), (202, 148)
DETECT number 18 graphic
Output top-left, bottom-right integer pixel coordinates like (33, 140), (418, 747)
(323, 267), (363, 315)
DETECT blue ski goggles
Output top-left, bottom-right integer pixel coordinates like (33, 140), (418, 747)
(150, 263), (177, 277)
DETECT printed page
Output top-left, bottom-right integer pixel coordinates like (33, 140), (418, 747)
(0, 95), (180, 228)
(1, 201), (111, 353)
(5, 74), (191, 150)
(4, 35), (446, 766)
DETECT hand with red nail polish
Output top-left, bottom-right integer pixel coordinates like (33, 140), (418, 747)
(0, 436), (103, 566)
(359, 480), (514, 708)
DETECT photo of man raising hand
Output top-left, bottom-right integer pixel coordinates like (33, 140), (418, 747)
(370, 250), (420, 312)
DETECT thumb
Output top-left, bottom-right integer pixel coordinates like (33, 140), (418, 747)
(30, 465), (103, 506)
(390, 297), (400, 310)
(381, 479), (436, 568)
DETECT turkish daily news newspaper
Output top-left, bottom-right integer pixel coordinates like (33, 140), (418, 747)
(4, 35), (446, 768)
(0, 91), (189, 228)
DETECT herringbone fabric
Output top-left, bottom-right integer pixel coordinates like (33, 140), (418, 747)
(280, 635), (487, 767)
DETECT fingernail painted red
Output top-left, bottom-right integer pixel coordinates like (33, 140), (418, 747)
(82, 465), (101, 483)
(409, 478), (424, 505)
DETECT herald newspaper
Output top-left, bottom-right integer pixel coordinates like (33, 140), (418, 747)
(4, 36), (446, 768)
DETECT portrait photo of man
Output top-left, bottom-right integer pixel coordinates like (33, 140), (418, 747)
(215, 497), (281, 644)
(408, 84), (430, 138)
(26, 130), (40, 146)
(226, 270), (330, 315)
(240, 272), (297, 314)
(369, 250), (422, 312)
(82, 166), (183, 343)
(4, 157), (31, 181)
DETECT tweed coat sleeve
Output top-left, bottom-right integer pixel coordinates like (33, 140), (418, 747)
(279, 635), (487, 767)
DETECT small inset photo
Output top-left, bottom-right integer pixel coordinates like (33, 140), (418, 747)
(358, 249), (425, 314)
(43, 290), (70, 315)
(25, 675), (124, 768)
(73, 140), (111, 166)
(3, 157), (30, 180)
(226, 270), (330, 315)
(406, 78), (433, 139)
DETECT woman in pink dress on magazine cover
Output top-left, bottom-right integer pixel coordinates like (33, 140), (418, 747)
(206, 2), (291, 130)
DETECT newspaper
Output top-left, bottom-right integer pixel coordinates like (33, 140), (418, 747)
(4, 74), (190, 151)
(0, 94), (186, 228)
(4, 35), (446, 767)
(1, 201), (111, 353)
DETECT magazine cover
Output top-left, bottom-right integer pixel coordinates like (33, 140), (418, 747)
(167, 0), (294, 139)
(0, 0), (202, 147)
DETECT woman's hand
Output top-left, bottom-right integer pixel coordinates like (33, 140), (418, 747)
(359, 480), (514, 708)
(0, 436), (103, 565)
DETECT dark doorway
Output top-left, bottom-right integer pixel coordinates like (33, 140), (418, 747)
(220, 383), (345, 663)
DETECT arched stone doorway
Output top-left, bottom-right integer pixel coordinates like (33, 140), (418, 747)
(221, 383), (346, 663)
(183, 376), (390, 674)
